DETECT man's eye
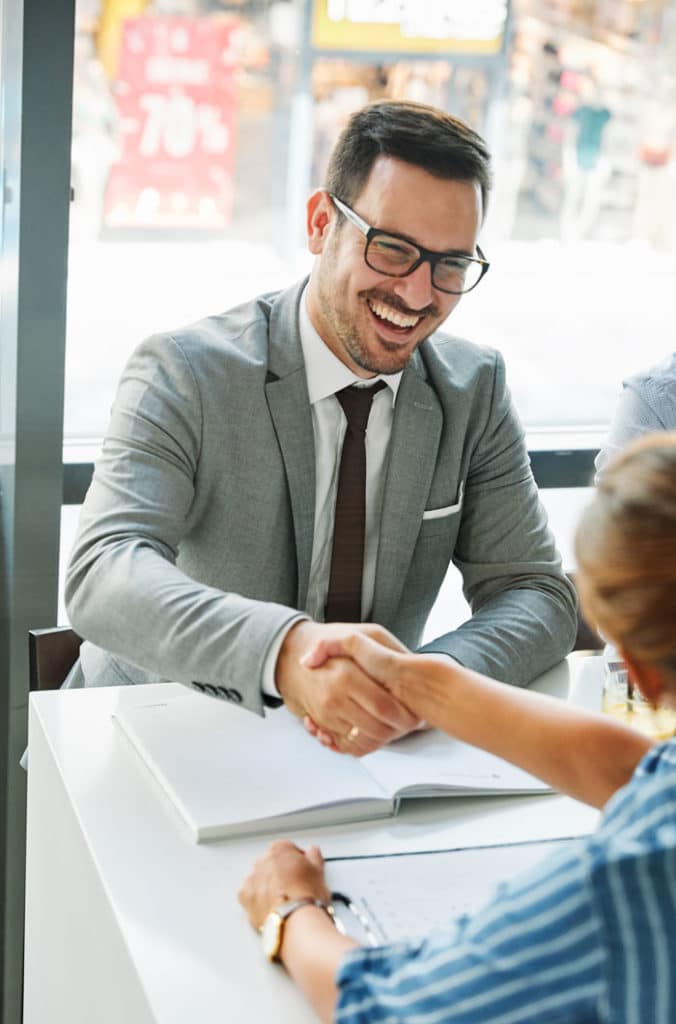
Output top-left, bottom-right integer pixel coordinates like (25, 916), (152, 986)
(439, 257), (470, 271)
(371, 238), (416, 262)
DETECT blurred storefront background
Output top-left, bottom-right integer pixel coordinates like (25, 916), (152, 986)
(66, 0), (676, 438)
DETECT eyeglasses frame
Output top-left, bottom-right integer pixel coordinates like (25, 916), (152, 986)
(329, 193), (490, 295)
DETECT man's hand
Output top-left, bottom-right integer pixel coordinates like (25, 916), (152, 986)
(238, 840), (330, 931)
(302, 630), (423, 708)
(275, 621), (420, 756)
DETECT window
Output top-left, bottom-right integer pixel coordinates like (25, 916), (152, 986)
(60, 0), (676, 617)
(65, 0), (676, 446)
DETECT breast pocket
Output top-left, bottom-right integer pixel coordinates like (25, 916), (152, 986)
(422, 481), (464, 521)
(418, 482), (465, 541)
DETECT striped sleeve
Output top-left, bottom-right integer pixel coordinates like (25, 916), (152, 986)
(335, 843), (605, 1023)
(588, 743), (676, 1024)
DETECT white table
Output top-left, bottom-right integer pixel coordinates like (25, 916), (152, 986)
(23, 655), (602, 1024)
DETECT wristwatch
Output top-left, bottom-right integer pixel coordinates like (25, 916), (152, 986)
(260, 897), (340, 962)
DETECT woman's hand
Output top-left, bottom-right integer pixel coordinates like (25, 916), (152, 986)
(302, 630), (420, 702)
(238, 840), (331, 930)
(300, 628), (422, 754)
(239, 844), (358, 1024)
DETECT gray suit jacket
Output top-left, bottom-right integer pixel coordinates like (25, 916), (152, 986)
(65, 279), (576, 713)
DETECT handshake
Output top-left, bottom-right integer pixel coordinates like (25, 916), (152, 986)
(275, 621), (426, 757)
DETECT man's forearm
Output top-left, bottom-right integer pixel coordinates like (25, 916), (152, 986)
(67, 539), (300, 712)
(419, 580), (577, 686)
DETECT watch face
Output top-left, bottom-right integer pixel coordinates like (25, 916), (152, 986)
(261, 911), (283, 961)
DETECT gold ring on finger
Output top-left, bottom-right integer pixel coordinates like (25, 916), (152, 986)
(346, 725), (360, 743)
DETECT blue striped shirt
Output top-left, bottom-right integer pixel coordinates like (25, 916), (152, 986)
(336, 739), (676, 1023)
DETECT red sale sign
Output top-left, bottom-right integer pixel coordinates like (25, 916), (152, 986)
(104, 16), (239, 229)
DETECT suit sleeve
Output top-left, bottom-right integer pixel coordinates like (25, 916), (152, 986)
(419, 351), (578, 684)
(64, 334), (302, 714)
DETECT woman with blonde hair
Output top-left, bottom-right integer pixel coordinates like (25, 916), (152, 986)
(240, 432), (676, 1023)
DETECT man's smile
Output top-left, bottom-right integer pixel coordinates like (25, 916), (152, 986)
(366, 296), (423, 330)
(363, 290), (440, 342)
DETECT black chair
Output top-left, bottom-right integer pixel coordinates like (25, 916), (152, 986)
(28, 627), (82, 691)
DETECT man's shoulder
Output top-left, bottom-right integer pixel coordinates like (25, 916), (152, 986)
(156, 289), (280, 360)
(137, 280), (304, 370)
(425, 330), (499, 365)
(419, 330), (502, 390)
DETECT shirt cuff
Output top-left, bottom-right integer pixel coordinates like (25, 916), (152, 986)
(261, 615), (310, 704)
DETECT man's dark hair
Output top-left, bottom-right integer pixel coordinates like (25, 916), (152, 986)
(325, 100), (492, 214)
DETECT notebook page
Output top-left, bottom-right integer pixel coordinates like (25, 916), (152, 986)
(362, 728), (549, 799)
(114, 694), (388, 839)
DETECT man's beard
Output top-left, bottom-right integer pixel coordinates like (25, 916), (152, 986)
(317, 270), (441, 376)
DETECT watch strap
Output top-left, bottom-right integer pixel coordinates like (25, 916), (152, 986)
(275, 897), (328, 921)
(262, 897), (344, 962)
(276, 897), (345, 932)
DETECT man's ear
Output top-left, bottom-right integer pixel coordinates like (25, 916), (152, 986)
(621, 649), (666, 706)
(306, 190), (334, 254)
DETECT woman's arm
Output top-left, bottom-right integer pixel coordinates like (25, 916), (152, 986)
(281, 906), (355, 1023)
(238, 840), (356, 1024)
(303, 636), (653, 808)
(240, 833), (604, 1024)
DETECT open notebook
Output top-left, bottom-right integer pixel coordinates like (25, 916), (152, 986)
(114, 694), (551, 842)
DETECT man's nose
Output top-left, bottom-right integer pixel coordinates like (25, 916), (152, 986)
(391, 259), (435, 311)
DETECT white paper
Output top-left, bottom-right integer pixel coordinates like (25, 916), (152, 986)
(325, 839), (579, 942)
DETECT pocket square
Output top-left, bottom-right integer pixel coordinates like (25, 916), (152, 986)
(422, 481), (464, 520)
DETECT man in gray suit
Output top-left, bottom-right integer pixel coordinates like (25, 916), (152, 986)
(66, 101), (576, 756)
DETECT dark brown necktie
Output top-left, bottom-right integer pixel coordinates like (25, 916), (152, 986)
(325, 381), (386, 622)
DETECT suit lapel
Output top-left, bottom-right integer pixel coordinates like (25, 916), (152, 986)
(265, 281), (315, 611)
(372, 356), (443, 627)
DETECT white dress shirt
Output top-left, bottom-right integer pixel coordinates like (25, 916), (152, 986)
(262, 289), (402, 696)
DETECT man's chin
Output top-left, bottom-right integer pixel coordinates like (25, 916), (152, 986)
(352, 349), (414, 377)
(357, 330), (427, 375)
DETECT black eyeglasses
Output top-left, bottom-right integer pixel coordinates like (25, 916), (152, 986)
(330, 194), (489, 295)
